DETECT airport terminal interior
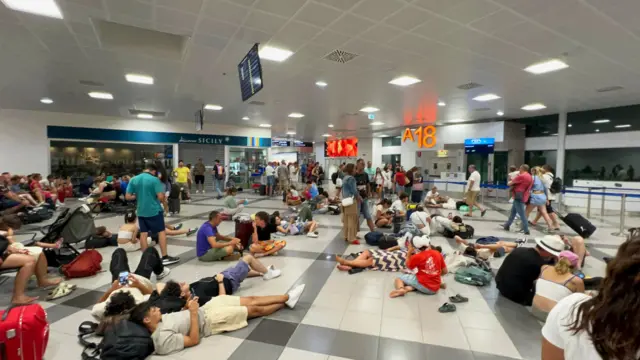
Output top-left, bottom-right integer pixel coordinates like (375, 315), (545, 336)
(1, 1), (640, 360)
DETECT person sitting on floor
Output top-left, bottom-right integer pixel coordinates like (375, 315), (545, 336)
(532, 250), (585, 322)
(285, 186), (302, 206)
(9, 175), (39, 206)
(197, 211), (243, 262)
(390, 236), (447, 297)
(375, 198), (393, 228)
(454, 235), (526, 258)
(409, 205), (431, 236)
(118, 211), (141, 252)
(92, 247), (171, 320)
(495, 235), (563, 306)
(559, 234), (588, 270)
(0, 215), (63, 250)
(128, 283), (306, 355)
(222, 187), (246, 218)
(275, 212), (319, 238)
(390, 193), (409, 216)
(80, 176), (117, 203)
(29, 173), (58, 206)
(251, 211), (286, 257)
(303, 180), (319, 201)
(425, 186), (439, 204)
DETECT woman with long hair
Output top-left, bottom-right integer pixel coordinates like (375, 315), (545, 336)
(542, 232), (640, 360)
(532, 251), (584, 321)
(526, 167), (554, 233)
(532, 164), (561, 230)
(382, 164), (393, 198)
(374, 167), (384, 198)
(341, 163), (360, 244)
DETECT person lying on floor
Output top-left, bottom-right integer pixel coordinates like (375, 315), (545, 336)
(197, 210), (243, 262)
(430, 214), (462, 234)
(92, 247), (171, 320)
(374, 198), (393, 228)
(274, 212), (319, 238)
(250, 211), (286, 257)
(335, 246), (409, 272)
(149, 255), (282, 312)
(409, 205), (431, 236)
(222, 187), (246, 217)
(390, 236), (447, 298)
(129, 282), (306, 355)
(455, 235), (526, 258)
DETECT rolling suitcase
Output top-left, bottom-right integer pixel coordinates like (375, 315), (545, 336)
(561, 213), (596, 238)
(235, 218), (253, 251)
(0, 304), (49, 360)
(259, 184), (266, 196)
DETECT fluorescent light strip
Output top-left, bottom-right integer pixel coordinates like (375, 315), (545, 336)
(360, 106), (379, 112)
(242, 116), (250, 120)
(370, 122), (384, 126)
(497, 111), (504, 116)
(40, 98), (53, 104)
(315, 81), (328, 87)
(472, 93), (501, 102)
(125, 73), (154, 85)
(204, 104), (223, 111)
(521, 103), (546, 111)
(286, 131), (296, 135)
(137, 113), (153, 119)
(288, 113), (305, 118)
(438, 101), (446, 107)
(592, 119), (610, 124)
(322, 134), (331, 137)
(524, 59), (569, 74)
(389, 76), (421, 86)
(1, 0), (63, 19)
(88, 92), (113, 100)
(259, 124), (271, 128)
(328, 124), (334, 128)
(615, 124), (631, 128)
(448, 119), (466, 123)
(259, 46), (293, 62)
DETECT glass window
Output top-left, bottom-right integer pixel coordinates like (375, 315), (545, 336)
(567, 104), (639, 135)
(565, 148), (638, 185)
(382, 137), (401, 147)
(381, 154), (401, 169)
(493, 151), (509, 185)
(513, 115), (559, 137)
(524, 150), (557, 170)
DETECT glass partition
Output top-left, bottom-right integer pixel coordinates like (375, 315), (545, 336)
(229, 147), (267, 189)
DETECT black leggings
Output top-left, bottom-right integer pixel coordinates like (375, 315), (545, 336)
(109, 247), (164, 282)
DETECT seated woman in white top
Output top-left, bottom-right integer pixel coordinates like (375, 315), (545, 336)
(118, 211), (140, 252)
(374, 198), (393, 228)
(541, 236), (640, 360)
(532, 251), (584, 321)
(390, 193), (409, 216)
(425, 186), (439, 204)
(409, 205), (431, 235)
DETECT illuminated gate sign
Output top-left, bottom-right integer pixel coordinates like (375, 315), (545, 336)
(402, 125), (437, 148)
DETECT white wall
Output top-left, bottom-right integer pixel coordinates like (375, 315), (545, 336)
(0, 109), (271, 175)
(525, 130), (640, 151)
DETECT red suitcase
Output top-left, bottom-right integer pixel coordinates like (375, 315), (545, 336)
(0, 304), (49, 360)
(235, 218), (254, 251)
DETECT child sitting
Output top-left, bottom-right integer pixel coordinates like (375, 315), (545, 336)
(286, 186), (302, 206)
(303, 180), (319, 200)
(222, 187), (246, 217)
(390, 236), (448, 298)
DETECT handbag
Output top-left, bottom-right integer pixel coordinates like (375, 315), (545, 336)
(341, 197), (354, 207)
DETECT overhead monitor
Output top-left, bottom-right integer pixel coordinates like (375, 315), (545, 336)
(464, 137), (495, 154)
(238, 43), (264, 102)
(325, 138), (358, 157)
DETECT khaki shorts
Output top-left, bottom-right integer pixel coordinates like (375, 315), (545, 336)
(466, 191), (479, 205)
(201, 295), (248, 335)
(198, 246), (230, 262)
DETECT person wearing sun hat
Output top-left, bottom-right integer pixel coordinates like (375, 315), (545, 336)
(389, 235), (448, 298)
(495, 235), (563, 306)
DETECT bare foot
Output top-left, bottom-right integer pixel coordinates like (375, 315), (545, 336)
(390, 289), (406, 298)
(440, 282), (447, 289)
(12, 295), (39, 305)
(38, 278), (62, 288)
(335, 256), (346, 265)
(455, 236), (467, 245)
(336, 264), (351, 271)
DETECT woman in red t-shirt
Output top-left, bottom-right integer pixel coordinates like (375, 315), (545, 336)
(394, 167), (406, 194)
(29, 173), (57, 204)
(390, 236), (447, 297)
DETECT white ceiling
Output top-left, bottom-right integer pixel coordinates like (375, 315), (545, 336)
(2, 0), (640, 141)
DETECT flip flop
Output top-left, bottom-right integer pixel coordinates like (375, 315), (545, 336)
(438, 302), (457, 313)
(449, 294), (469, 303)
(46, 282), (76, 300)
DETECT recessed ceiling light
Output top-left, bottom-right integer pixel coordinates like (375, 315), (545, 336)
(389, 76), (422, 86)
(379, 135), (390, 137)
(315, 81), (328, 87)
(568, 124), (572, 127)
(551, 133), (558, 136)
(1, 0), (63, 19)
(360, 106), (379, 112)
(242, 116), (250, 120)
(595, 129), (600, 132)
(259, 124), (272, 128)
(322, 134), (331, 137)
(521, 103), (546, 111)
(497, 111), (504, 116)
(40, 98), (53, 104)
(370, 121), (384, 126)
(524, 59), (569, 74)
(125, 73), (154, 85)
(259, 46), (293, 62)
(615, 124), (631, 128)
(328, 124), (334, 128)
(88, 91), (113, 100)
(449, 119), (466, 123)
(592, 119), (610, 124)
(286, 131), (296, 135)
(438, 101), (446, 107)
(288, 113), (305, 118)
(137, 113), (153, 119)
(472, 93), (501, 102)
(204, 104), (223, 111)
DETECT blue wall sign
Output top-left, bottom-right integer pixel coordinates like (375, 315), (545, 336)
(464, 138), (495, 146)
(47, 126), (271, 147)
(368, 113), (375, 120)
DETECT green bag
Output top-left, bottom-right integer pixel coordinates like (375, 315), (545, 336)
(455, 265), (492, 286)
(458, 205), (479, 212)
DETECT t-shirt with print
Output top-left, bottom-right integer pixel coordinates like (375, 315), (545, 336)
(196, 221), (218, 257)
(126, 172), (164, 218)
(542, 293), (601, 360)
(391, 200), (405, 213)
(467, 171), (481, 191)
(151, 309), (209, 355)
(174, 167), (190, 183)
(406, 249), (446, 292)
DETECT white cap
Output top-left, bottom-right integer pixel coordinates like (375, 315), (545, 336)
(412, 235), (431, 249)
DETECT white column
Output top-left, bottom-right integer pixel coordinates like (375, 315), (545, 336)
(172, 144), (179, 170)
(556, 112), (567, 179)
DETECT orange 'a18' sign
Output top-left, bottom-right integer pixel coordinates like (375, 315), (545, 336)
(402, 125), (437, 148)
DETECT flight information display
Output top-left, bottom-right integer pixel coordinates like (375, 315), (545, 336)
(464, 138), (495, 154)
(238, 43), (264, 102)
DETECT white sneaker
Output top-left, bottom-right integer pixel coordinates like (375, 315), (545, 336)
(196, 190), (200, 194)
(285, 284), (305, 308)
(157, 267), (171, 280)
(306, 232), (318, 238)
(202, 190), (206, 194)
(263, 265), (281, 280)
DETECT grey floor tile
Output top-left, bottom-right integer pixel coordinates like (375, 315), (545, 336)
(376, 337), (428, 360)
(228, 339), (284, 360)
(226, 318), (263, 339)
(46, 304), (87, 324)
(59, 289), (105, 309)
(330, 330), (379, 360)
(247, 319), (299, 347)
(267, 303), (310, 323)
(425, 344), (475, 360)
(287, 324), (337, 355)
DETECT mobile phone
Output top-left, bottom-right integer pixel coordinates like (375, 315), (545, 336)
(118, 271), (129, 286)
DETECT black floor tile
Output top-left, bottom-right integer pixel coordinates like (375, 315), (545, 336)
(60, 289), (105, 309)
(246, 319), (299, 347)
(228, 339), (283, 360)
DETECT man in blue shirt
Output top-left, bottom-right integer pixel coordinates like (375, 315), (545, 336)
(197, 210), (243, 261)
(126, 163), (179, 265)
(305, 180), (319, 200)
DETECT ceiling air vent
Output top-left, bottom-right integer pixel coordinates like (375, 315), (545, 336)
(128, 109), (166, 117)
(249, 100), (266, 106)
(324, 49), (359, 64)
(596, 86), (624, 93)
(457, 82), (483, 90)
(79, 80), (104, 87)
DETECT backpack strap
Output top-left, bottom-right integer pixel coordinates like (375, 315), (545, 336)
(78, 321), (102, 359)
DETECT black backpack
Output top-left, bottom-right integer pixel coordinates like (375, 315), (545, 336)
(442, 224), (475, 239)
(79, 320), (154, 360)
(549, 176), (563, 194)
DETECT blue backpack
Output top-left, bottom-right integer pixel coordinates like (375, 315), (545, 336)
(365, 231), (384, 245)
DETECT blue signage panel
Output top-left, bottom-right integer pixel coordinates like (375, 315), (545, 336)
(464, 138), (495, 146)
(464, 137), (495, 154)
(47, 126), (271, 147)
(238, 43), (264, 102)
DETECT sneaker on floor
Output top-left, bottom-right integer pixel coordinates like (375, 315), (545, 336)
(263, 265), (281, 280)
(517, 229), (531, 235)
(186, 227), (198, 236)
(306, 232), (318, 238)
(157, 267), (171, 280)
(515, 238), (527, 247)
(174, 223), (183, 230)
(481, 209), (487, 217)
(162, 256), (180, 266)
(202, 190), (206, 194)
(498, 224), (509, 231)
(285, 284), (306, 308)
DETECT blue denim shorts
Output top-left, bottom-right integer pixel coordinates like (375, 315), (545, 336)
(360, 199), (372, 220)
(398, 273), (436, 295)
(267, 176), (275, 186)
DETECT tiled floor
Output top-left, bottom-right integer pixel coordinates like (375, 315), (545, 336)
(4, 190), (625, 360)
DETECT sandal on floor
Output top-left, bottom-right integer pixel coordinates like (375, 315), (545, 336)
(438, 302), (457, 313)
(449, 294), (469, 303)
(46, 282), (76, 301)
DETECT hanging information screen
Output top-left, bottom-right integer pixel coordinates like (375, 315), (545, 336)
(238, 43), (264, 102)
(464, 138), (495, 154)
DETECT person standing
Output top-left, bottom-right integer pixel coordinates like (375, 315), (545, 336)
(341, 164), (360, 244)
(355, 159), (375, 233)
(126, 163), (180, 266)
(465, 164), (487, 217)
(264, 162), (275, 197)
(382, 164), (393, 198)
(173, 160), (191, 201)
(193, 158), (206, 194)
(502, 164), (533, 235)
(300, 162), (307, 183)
(289, 162), (298, 189)
(532, 165), (560, 230)
(364, 161), (375, 195)
(212, 159), (225, 199)
(276, 161), (290, 204)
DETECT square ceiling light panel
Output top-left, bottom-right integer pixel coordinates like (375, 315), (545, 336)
(126, 74), (154, 85)
(472, 93), (501, 102)
(524, 59), (568, 74)
(1, 0), (63, 19)
(389, 76), (421, 86)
